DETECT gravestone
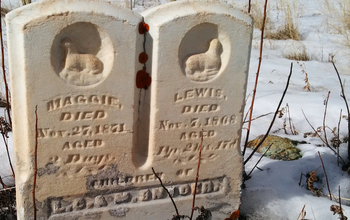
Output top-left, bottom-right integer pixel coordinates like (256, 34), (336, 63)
(142, 2), (252, 218)
(7, 0), (252, 219)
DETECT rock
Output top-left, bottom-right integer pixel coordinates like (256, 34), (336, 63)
(247, 135), (302, 161)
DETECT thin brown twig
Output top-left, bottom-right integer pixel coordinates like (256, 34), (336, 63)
(286, 103), (297, 135)
(299, 173), (303, 186)
(248, 0), (251, 13)
(318, 151), (332, 200)
(296, 205), (306, 220)
(243, 105), (251, 123)
(325, 194), (350, 201)
(0, 177), (9, 189)
(283, 116), (288, 134)
(243, 112), (274, 123)
(0, 3), (12, 128)
(332, 58), (350, 160)
(244, 62), (293, 166)
(298, 173), (307, 186)
(286, 104), (291, 134)
(152, 167), (180, 217)
(33, 106), (38, 220)
(0, 186), (15, 192)
(190, 130), (203, 220)
(302, 110), (345, 164)
(242, 0), (269, 157)
(323, 91), (331, 147)
(337, 109), (342, 166)
(339, 185), (344, 220)
(247, 144), (273, 177)
(0, 1), (14, 180)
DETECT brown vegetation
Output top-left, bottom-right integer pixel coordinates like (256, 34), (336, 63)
(265, 0), (301, 41)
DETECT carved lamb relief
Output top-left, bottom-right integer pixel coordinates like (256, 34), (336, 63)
(60, 37), (104, 86)
(185, 39), (223, 82)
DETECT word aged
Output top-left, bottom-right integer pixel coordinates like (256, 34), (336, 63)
(62, 139), (104, 150)
(180, 130), (215, 140)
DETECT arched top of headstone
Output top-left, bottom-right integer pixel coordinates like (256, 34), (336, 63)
(141, 0), (252, 27)
(7, 0), (141, 25)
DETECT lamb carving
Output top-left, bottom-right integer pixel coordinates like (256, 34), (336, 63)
(60, 37), (103, 86)
(185, 39), (223, 82)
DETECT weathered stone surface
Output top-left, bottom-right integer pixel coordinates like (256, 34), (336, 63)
(142, 1), (252, 218)
(247, 135), (302, 160)
(7, 0), (252, 219)
(7, 1), (142, 219)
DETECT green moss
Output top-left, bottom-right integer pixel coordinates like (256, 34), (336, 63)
(247, 135), (302, 161)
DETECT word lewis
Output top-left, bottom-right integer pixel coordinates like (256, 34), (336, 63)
(174, 88), (225, 103)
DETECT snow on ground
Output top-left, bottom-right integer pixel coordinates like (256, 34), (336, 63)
(1, 0), (350, 219)
(240, 0), (350, 218)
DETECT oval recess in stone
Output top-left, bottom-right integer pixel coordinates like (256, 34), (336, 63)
(178, 22), (230, 83)
(51, 22), (114, 87)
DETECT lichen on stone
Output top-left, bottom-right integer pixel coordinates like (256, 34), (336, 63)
(247, 135), (302, 161)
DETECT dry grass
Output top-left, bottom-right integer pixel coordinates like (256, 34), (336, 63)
(250, 3), (272, 30)
(21, 0), (31, 5)
(337, 0), (350, 47)
(265, 0), (301, 41)
(284, 43), (310, 61)
(0, 8), (9, 17)
(324, 0), (350, 47)
(342, 8), (350, 30)
(285, 50), (310, 61)
(0, 0), (19, 17)
(265, 23), (300, 40)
